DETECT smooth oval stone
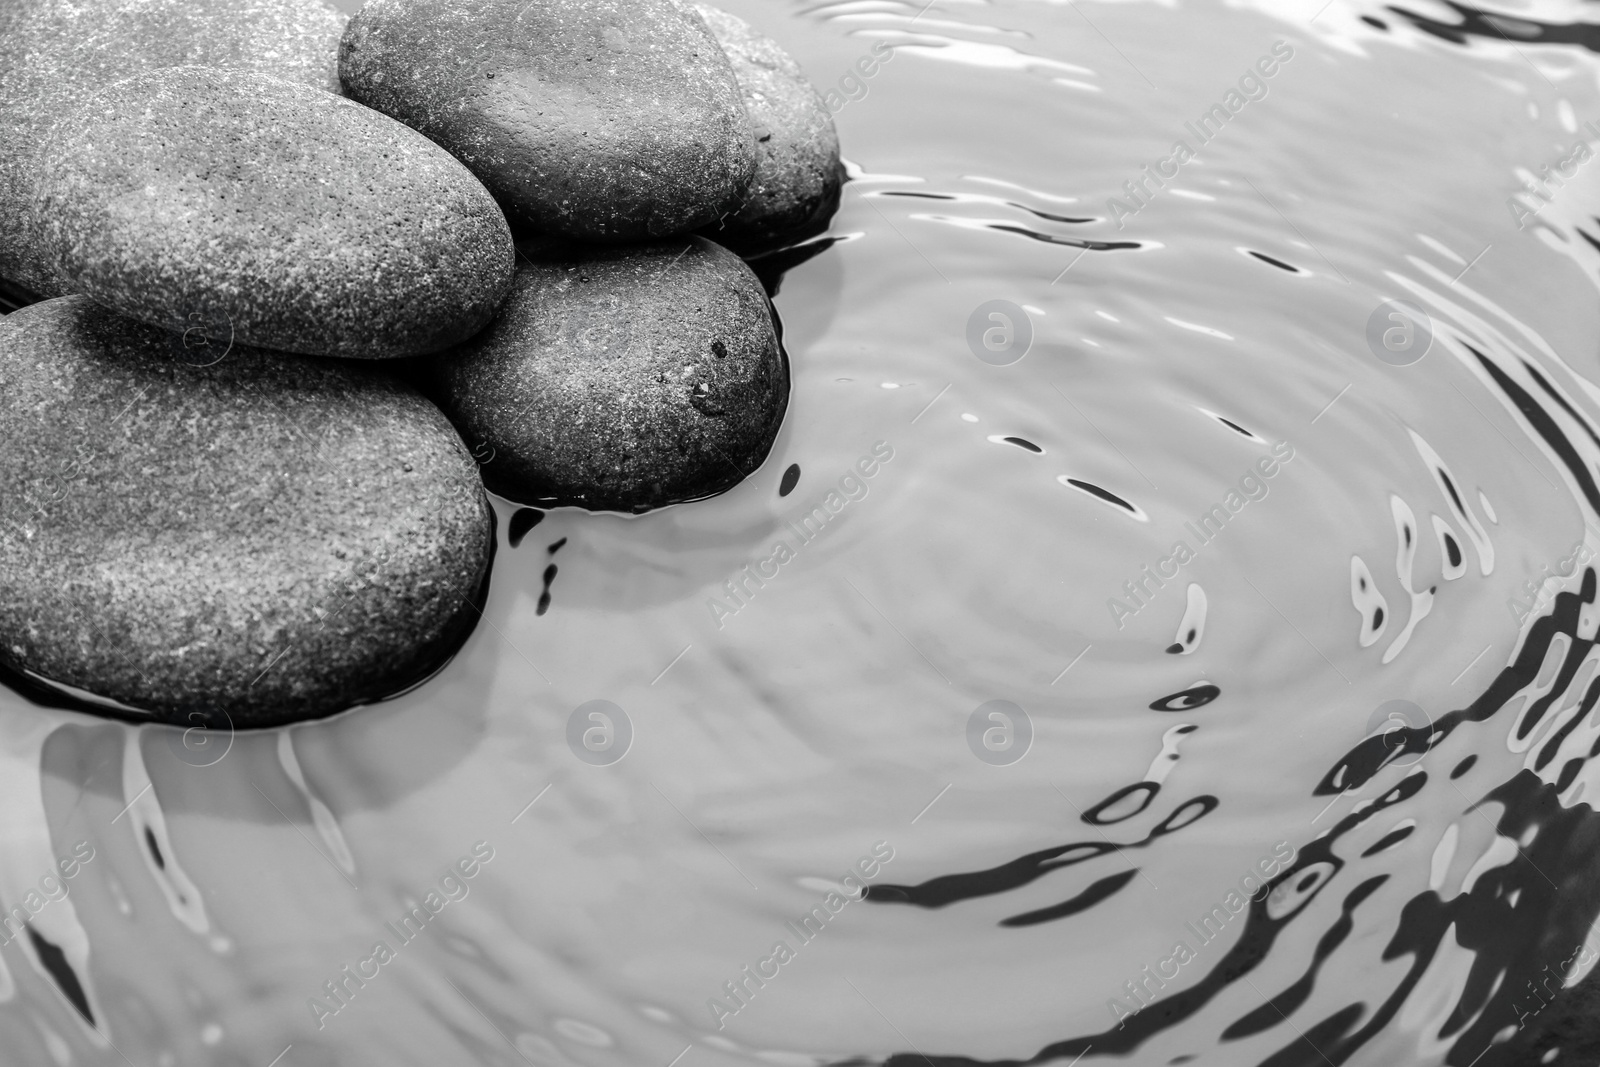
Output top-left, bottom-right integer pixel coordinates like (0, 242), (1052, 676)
(0, 297), (494, 729)
(0, 0), (345, 301)
(33, 67), (515, 359)
(340, 0), (757, 242)
(695, 4), (842, 255)
(424, 238), (788, 513)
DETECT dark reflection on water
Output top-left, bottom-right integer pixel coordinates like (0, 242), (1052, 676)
(0, 277), (37, 315)
(1391, 2), (1600, 51)
(867, 322), (1600, 1062)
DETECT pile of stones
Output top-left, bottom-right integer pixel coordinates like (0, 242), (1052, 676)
(0, 0), (840, 726)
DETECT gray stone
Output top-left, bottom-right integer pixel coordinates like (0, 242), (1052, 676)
(34, 67), (515, 359)
(0, 0), (345, 299)
(339, 0), (757, 242)
(423, 238), (788, 513)
(0, 297), (495, 729)
(694, 4), (842, 255)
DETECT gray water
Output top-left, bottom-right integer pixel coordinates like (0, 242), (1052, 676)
(8, 1), (1600, 1065)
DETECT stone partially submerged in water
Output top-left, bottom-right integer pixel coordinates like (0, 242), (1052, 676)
(0, 0), (345, 300)
(694, 4), (843, 254)
(422, 238), (788, 512)
(0, 297), (494, 729)
(339, 0), (757, 242)
(34, 67), (515, 359)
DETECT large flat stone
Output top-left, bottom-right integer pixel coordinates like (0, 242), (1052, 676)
(0, 297), (495, 728)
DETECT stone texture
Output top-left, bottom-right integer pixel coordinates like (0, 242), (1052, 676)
(0, 0), (345, 299)
(339, 0), (757, 242)
(34, 67), (515, 359)
(423, 238), (788, 512)
(695, 4), (842, 255)
(0, 297), (495, 729)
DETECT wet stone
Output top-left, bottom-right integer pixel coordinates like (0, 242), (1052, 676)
(0, 297), (495, 728)
(0, 0), (346, 299)
(695, 4), (842, 255)
(340, 0), (757, 242)
(423, 238), (788, 513)
(34, 66), (514, 359)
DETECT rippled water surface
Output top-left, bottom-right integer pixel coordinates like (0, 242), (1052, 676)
(15, 1), (1600, 1065)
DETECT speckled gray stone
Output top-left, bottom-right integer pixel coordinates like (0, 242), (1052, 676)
(33, 67), (515, 359)
(423, 238), (788, 512)
(694, 5), (842, 255)
(339, 0), (757, 242)
(0, 297), (494, 729)
(0, 0), (345, 300)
